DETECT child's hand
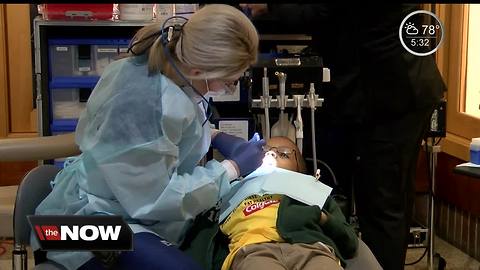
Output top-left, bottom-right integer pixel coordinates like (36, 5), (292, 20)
(319, 211), (328, 225)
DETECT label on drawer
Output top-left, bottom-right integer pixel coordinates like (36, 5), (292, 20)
(97, 48), (118, 53)
(56, 46), (69, 52)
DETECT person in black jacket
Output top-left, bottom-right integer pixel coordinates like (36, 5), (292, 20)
(241, 4), (446, 270)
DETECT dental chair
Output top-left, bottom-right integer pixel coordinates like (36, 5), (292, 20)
(2, 133), (79, 270)
(1, 134), (382, 270)
(13, 164), (65, 270)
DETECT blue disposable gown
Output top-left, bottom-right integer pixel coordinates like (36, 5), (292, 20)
(32, 56), (232, 270)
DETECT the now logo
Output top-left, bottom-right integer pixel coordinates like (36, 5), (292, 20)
(29, 215), (132, 251)
(34, 225), (121, 241)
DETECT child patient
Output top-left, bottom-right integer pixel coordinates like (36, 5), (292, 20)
(181, 136), (358, 270)
(219, 136), (358, 270)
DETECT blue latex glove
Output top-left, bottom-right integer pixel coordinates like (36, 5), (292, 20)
(212, 132), (265, 176)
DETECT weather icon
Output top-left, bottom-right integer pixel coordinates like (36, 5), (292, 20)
(405, 22), (419, 35)
(399, 10), (444, 56)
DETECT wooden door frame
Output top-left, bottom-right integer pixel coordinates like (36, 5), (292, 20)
(5, 4), (36, 137)
(435, 4), (480, 161)
(0, 5), (9, 138)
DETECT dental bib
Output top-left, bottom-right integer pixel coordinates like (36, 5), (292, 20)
(219, 166), (333, 223)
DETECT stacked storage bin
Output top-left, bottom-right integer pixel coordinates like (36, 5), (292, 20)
(41, 4), (114, 20)
(48, 38), (131, 167)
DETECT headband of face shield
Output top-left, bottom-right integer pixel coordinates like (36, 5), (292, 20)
(127, 16), (213, 126)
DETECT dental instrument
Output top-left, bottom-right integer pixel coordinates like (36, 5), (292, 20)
(261, 67), (271, 140)
(293, 94), (304, 154)
(272, 71), (295, 141)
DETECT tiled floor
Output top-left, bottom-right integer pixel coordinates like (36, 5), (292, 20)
(0, 236), (479, 269)
(405, 237), (480, 270)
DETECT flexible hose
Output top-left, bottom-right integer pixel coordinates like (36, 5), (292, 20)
(264, 107), (270, 140)
(311, 108), (317, 172)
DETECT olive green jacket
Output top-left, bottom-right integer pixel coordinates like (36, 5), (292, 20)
(180, 196), (358, 269)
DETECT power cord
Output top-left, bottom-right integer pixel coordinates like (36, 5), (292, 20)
(405, 247), (428, 265)
(404, 136), (438, 266)
(304, 157), (338, 186)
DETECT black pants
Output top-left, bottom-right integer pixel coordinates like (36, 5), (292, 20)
(316, 105), (435, 270)
(78, 232), (203, 270)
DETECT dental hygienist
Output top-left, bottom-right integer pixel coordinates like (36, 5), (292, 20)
(32, 4), (265, 270)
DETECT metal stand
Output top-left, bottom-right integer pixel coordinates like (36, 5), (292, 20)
(426, 138), (446, 270)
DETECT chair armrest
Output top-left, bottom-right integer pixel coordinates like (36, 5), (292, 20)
(0, 133), (81, 161)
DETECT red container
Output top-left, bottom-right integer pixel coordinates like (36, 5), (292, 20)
(41, 4), (114, 20)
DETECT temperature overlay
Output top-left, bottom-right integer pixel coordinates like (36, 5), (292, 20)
(399, 10), (444, 56)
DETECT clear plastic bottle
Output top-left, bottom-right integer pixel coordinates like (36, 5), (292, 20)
(470, 137), (480, 164)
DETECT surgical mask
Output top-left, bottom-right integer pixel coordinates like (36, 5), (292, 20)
(205, 89), (226, 99)
(204, 78), (226, 98)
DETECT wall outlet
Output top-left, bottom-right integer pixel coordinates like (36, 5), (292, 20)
(408, 227), (429, 248)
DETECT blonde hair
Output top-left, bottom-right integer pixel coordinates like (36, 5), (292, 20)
(128, 4), (259, 84)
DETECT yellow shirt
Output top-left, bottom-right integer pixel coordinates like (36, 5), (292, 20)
(219, 194), (284, 270)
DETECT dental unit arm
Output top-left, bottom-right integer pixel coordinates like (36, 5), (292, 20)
(250, 64), (330, 175)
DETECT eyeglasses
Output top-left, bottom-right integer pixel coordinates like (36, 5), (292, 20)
(262, 145), (300, 172)
(262, 145), (296, 159)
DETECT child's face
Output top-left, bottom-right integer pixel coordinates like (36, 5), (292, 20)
(263, 137), (300, 172)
